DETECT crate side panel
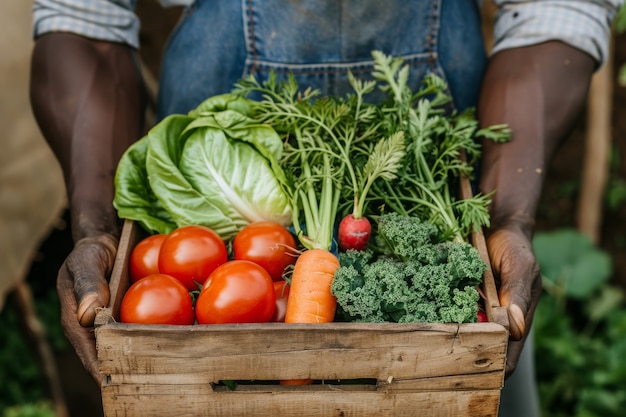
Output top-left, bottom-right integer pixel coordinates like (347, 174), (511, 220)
(100, 344), (506, 384)
(96, 322), (508, 358)
(96, 323), (507, 385)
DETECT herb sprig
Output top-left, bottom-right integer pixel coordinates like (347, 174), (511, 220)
(234, 51), (510, 246)
(234, 68), (405, 250)
(369, 51), (510, 241)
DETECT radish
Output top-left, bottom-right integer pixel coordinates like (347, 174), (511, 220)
(338, 214), (371, 251)
(477, 310), (488, 323)
(338, 131), (406, 252)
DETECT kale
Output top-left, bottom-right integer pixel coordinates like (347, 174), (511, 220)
(332, 213), (486, 324)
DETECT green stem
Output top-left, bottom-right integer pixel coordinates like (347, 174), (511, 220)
(404, 177), (462, 241)
(318, 152), (336, 250)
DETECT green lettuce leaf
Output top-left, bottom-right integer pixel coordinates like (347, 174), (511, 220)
(113, 95), (293, 240)
(112, 116), (192, 234)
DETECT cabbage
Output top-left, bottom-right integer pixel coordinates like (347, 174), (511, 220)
(113, 94), (293, 239)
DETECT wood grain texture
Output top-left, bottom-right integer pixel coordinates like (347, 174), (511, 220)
(97, 322), (506, 384)
(101, 383), (502, 417)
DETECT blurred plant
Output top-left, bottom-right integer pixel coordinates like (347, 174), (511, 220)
(3, 402), (56, 417)
(0, 282), (66, 415)
(615, 5), (626, 86)
(533, 229), (626, 417)
(605, 147), (626, 211)
(605, 178), (626, 211)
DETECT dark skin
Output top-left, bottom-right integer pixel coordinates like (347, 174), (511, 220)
(30, 33), (146, 384)
(478, 42), (594, 375)
(30, 31), (594, 384)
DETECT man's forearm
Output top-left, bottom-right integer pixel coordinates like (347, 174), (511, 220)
(478, 41), (596, 235)
(30, 33), (146, 241)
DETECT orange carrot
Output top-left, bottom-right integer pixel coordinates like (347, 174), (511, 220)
(285, 249), (340, 324)
(280, 249), (340, 385)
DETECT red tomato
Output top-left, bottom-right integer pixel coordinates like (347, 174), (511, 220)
(158, 225), (228, 291)
(120, 274), (195, 325)
(232, 221), (297, 281)
(271, 280), (290, 322)
(129, 233), (168, 282)
(195, 260), (276, 324)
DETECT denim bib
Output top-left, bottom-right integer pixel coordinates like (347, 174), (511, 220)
(157, 0), (486, 119)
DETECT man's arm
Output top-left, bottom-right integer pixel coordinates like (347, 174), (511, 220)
(478, 41), (595, 375)
(30, 32), (146, 383)
(31, 33), (146, 242)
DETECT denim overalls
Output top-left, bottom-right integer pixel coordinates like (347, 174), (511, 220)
(156, 2), (540, 416)
(157, 0), (486, 118)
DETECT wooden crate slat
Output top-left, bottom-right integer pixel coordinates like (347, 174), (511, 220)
(96, 324), (507, 382)
(96, 322), (507, 357)
(101, 383), (502, 417)
(377, 371), (504, 392)
(99, 345), (505, 384)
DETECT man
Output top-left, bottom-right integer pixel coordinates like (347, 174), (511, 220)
(29, 1), (622, 416)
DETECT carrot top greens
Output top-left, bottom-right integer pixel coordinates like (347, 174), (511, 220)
(235, 51), (509, 247)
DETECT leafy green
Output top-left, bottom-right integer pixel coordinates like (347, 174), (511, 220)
(533, 228), (626, 417)
(331, 213), (485, 323)
(533, 229), (612, 299)
(3, 402), (56, 417)
(114, 94), (293, 239)
(351, 130), (406, 218)
(229, 52), (499, 323)
(368, 52), (510, 241)
(114, 115), (190, 234)
(234, 68), (405, 249)
(0, 284), (66, 414)
(233, 51), (506, 248)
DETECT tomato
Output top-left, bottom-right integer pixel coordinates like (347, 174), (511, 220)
(232, 221), (297, 281)
(120, 274), (195, 325)
(158, 225), (228, 291)
(195, 260), (276, 324)
(129, 233), (168, 282)
(271, 280), (290, 322)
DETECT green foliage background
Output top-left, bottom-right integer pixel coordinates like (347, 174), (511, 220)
(533, 229), (626, 417)
(0, 279), (66, 417)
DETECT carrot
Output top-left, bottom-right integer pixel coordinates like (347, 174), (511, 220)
(280, 248), (340, 385)
(285, 248), (340, 323)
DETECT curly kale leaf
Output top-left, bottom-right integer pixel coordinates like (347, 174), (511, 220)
(375, 212), (440, 260)
(332, 214), (486, 324)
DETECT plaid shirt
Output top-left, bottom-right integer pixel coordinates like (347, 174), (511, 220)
(32, 0), (623, 65)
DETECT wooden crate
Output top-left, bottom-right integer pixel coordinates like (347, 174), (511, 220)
(95, 216), (509, 417)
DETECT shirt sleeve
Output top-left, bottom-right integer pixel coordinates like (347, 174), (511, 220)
(491, 0), (624, 66)
(32, 0), (140, 49)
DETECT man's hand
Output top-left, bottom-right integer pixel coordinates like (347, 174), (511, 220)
(485, 226), (542, 377)
(57, 233), (118, 385)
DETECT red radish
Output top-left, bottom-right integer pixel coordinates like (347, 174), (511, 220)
(338, 131), (405, 252)
(338, 214), (371, 251)
(477, 310), (488, 323)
